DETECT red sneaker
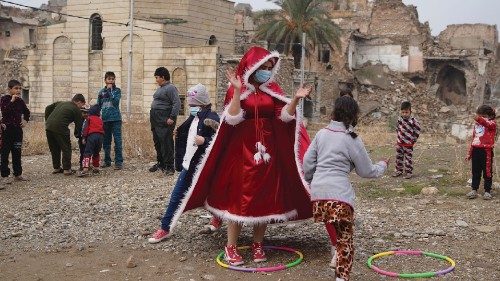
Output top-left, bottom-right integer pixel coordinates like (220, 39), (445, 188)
(201, 217), (222, 234)
(252, 242), (267, 262)
(148, 229), (169, 244)
(224, 245), (244, 266)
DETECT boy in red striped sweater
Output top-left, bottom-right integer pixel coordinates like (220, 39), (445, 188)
(393, 101), (421, 179)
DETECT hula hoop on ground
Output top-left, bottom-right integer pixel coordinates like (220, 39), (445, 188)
(216, 245), (303, 272)
(367, 250), (456, 278)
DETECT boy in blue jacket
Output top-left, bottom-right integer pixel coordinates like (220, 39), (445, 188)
(97, 71), (123, 170)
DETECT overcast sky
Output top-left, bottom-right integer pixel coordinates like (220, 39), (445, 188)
(7, 0), (500, 35)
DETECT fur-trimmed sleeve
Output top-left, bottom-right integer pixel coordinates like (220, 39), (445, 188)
(223, 86), (245, 126)
(279, 103), (296, 123)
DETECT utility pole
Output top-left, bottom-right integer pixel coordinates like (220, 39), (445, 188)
(299, 32), (306, 118)
(126, 0), (134, 119)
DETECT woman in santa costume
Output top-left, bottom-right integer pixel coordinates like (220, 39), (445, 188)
(169, 46), (313, 265)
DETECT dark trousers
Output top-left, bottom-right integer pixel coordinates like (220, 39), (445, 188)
(78, 137), (85, 170)
(161, 169), (188, 231)
(83, 133), (103, 168)
(471, 147), (493, 192)
(46, 130), (72, 170)
(396, 145), (414, 174)
(152, 125), (175, 170)
(1, 126), (23, 177)
(103, 121), (123, 166)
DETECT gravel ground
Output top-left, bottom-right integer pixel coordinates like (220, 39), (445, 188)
(0, 146), (499, 280)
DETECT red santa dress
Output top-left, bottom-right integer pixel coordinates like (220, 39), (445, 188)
(169, 46), (312, 232)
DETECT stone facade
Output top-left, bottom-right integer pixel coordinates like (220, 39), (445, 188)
(24, 0), (234, 117)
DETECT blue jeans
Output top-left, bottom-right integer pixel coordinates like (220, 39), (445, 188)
(103, 121), (123, 166)
(161, 169), (189, 231)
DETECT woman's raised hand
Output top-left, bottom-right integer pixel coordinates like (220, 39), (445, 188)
(225, 67), (242, 90)
(295, 84), (313, 99)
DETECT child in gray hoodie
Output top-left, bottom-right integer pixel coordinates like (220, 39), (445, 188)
(303, 96), (388, 281)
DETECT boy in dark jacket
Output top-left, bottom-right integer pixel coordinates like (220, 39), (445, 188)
(148, 83), (220, 243)
(78, 104), (104, 177)
(0, 80), (30, 184)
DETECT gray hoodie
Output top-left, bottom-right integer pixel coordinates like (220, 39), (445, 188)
(303, 121), (387, 208)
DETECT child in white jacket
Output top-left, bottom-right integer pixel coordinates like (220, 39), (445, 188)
(303, 96), (389, 281)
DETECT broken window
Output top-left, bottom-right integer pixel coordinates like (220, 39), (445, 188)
(5, 31), (11, 37)
(22, 89), (29, 104)
(29, 29), (36, 44)
(90, 14), (103, 51)
(317, 44), (330, 63)
(292, 43), (303, 69)
(208, 35), (217, 45)
(436, 65), (467, 105)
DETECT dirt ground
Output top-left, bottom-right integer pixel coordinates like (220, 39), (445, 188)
(0, 135), (499, 281)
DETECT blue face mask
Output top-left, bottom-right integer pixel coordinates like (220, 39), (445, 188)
(254, 70), (272, 83)
(189, 106), (201, 116)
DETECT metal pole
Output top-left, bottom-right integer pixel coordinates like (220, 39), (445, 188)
(299, 32), (306, 117)
(126, 0), (134, 119)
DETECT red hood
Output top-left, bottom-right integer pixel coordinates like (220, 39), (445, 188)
(235, 46), (283, 100)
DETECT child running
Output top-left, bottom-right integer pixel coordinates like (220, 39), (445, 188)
(148, 84), (220, 243)
(466, 105), (497, 200)
(303, 96), (388, 281)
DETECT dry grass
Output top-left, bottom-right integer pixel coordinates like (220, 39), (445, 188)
(20, 121), (500, 184)
(22, 121), (156, 159)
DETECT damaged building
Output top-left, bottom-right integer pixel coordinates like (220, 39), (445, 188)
(232, 0), (499, 134)
(19, 0), (235, 116)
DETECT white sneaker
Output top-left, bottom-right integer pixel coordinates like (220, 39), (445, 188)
(336, 278), (345, 281)
(330, 245), (337, 268)
(483, 192), (493, 200)
(466, 190), (478, 199)
(2, 177), (13, 185)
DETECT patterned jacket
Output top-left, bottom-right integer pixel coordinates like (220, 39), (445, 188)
(397, 116), (421, 147)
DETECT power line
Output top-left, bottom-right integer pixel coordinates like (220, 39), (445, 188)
(0, 0), (306, 48)
(0, 0), (236, 46)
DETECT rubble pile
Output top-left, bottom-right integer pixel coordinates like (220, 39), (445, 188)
(355, 65), (471, 133)
(0, 49), (28, 93)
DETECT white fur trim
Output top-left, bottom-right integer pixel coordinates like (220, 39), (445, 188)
(242, 51), (281, 93)
(205, 202), (298, 225)
(280, 104), (296, 123)
(167, 54), (311, 235)
(223, 106), (245, 126)
(168, 116), (225, 235)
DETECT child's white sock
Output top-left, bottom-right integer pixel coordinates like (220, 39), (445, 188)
(330, 245), (337, 268)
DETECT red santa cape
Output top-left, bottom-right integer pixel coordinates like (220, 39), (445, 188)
(169, 46), (312, 232)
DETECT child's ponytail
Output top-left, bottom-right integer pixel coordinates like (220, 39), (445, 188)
(332, 96), (359, 139)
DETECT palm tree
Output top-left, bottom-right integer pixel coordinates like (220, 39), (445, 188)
(255, 0), (341, 66)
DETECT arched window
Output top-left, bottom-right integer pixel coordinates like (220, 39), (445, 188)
(208, 35), (217, 46)
(90, 14), (103, 50)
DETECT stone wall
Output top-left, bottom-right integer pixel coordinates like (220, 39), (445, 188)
(368, 0), (423, 36)
(25, 0), (222, 117)
(439, 24), (498, 52)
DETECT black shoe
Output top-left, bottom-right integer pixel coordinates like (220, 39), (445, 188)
(101, 163), (112, 168)
(165, 169), (175, 176)
(114, 165), (123, 170)
(149, 164), (161, 172)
